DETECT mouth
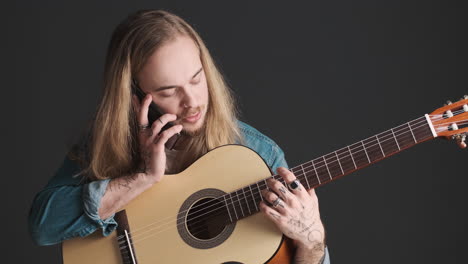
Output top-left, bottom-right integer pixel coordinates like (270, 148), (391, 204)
(183, 111), (201, 123)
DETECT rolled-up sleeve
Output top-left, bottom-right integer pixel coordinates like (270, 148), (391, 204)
(82, 178), (117, 236)
(28, 157), (118, 246)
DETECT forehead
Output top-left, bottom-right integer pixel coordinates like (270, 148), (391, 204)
(139, 35), (201, 85)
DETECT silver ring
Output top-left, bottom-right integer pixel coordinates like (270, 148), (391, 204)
(138, 123), (150, 130)
(272, 197), (282, 208)
(288, 180), (301, 191)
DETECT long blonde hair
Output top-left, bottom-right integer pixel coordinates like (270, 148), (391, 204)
(72, 10), (242, 181)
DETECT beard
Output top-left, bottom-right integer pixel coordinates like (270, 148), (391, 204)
(177, 104), (207, 138)
(180, 118), (206, 137)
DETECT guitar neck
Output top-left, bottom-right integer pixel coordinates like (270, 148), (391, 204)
(289, 114), (437, 189)
(225, 114), (437, 223)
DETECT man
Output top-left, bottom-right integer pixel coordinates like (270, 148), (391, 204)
(28, 9), (330, 264)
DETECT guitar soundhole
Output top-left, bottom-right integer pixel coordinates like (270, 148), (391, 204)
(177, 188), (236, 249)
(187, 197), (228, 240)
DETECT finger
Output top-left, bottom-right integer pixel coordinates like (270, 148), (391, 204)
(277, 167), (308, 199)
(307, 188), (317, 197)
(261, 189), (287, 214)
(266, 178), (291, 203)
(153, 124), (183, 149)
(259, 201), (283, 225)
(307, 188), (321, 211)
(147, 114), (178, 143)
(138, 94), (153, 126)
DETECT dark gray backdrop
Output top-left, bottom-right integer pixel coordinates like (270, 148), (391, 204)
(5, 1), (467, 263)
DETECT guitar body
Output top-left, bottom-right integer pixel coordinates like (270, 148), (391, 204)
(62, 145), (294, 264)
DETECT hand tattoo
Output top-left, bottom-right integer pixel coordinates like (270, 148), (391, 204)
(269, 212), (281, 220)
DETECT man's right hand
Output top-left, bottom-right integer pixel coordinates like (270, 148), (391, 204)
(132, 93), (183, 184)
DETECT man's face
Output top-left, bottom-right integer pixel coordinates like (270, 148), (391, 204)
(137, 35), (209, 135)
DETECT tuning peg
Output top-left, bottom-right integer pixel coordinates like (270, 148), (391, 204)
(444, 100), (453, 106)
(463, 95), (468, 100)
(452, 133), (467, 149)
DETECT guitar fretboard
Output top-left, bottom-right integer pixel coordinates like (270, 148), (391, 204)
(222, 115), (436, 223)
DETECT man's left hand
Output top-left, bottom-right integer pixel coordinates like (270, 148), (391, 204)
(259, 166), (325, 251)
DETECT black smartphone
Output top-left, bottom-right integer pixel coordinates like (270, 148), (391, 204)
(131, 80), (180, 149)
(131, 80), (172, 129)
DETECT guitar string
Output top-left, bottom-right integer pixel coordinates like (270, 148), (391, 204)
(119, 114), (467, 246)
(118, 113), (464, 243)
(119, 108), (468, 259)
(122, 110), (463, 238)
(116, 115), (432, 241)
(177, 120), (468, 238)
(123, 118), (460, 245)
(117, 112), (467, 241)
(119, 118), (467, 254)
(119, 124), (435, 253)
(117, 115), (455, 247)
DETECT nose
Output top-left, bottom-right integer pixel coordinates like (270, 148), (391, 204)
(180, 86), (197, 108)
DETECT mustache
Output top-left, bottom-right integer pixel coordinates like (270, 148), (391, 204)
(173, 105), (204, 122)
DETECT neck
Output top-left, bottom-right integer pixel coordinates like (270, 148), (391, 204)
(167, 133), (192, 151)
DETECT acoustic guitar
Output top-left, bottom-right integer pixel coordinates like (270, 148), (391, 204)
(62, 96), (468, 263)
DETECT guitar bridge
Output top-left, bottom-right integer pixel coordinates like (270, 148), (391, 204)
(115, 210), (138, 264)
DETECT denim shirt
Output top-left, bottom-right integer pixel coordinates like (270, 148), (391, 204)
(28, 120), (330, 263)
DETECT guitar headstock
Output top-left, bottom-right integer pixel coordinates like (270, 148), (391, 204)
(429, 95), (468, 149)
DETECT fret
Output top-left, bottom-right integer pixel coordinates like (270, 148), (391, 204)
(293, 166), (310, 189)
(300, 164), (311, 188)
(312, 159), (329, 184)
(363, 137), (384, 162)
(407, 122), (417, 143)
(390, 128), (401, 150)
(347, 146), (357, 169)
(241, 188), (251, 215)
(394, 124), (415, 149)
(224, 194), (233, 223)
(322, 156), (332, 180)
(361, 140), (371, 163)
(263, 179), (270, 195)
(336, 148), (355, 174)
(377, 130), (399, 156)
(310, 160), (321, 184)
(248, 185), (259, 211)
(255, 182), (263, 202)
(324, 153), (343, 178)
(350, 142), (370, 168)
(229, 192), (239, 220)
(235, 190), (245, 218)
(335, 151), (345, 175)
(375, 135), (385, 157)
(299, 161), (318, 187)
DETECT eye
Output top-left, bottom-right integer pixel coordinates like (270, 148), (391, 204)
(191, 71), (202, 84)
(158, 88), (176, 97)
